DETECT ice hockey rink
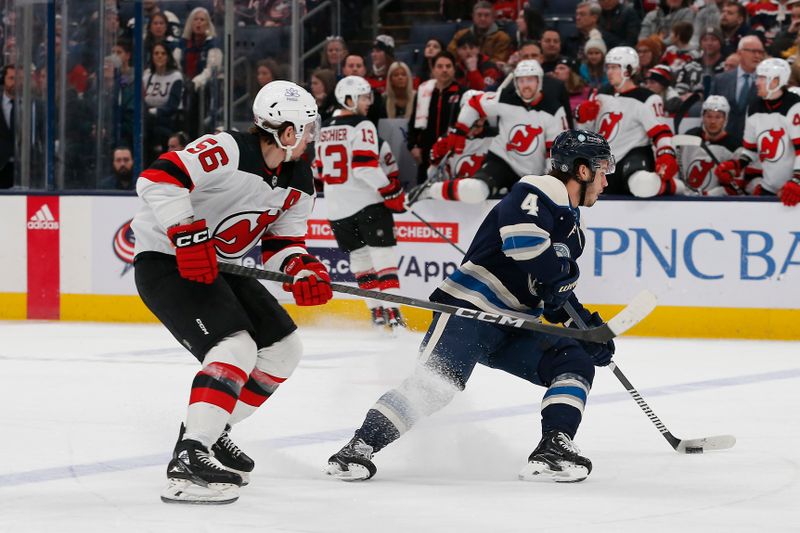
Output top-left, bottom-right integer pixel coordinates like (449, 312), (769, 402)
(0, 320), (798, 533)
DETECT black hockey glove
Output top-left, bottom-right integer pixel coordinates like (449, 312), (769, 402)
(534, 258), (579, 309)
(571, 311), (615, 367)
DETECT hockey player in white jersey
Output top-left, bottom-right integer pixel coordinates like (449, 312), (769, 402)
(575, 46), (681, 197)
(315, 75), (408, 328)
(132, 80), (332, 504)
(714, 58), (800, 206)
(417, 60), (567, 203)
(677, 96), (741, 196)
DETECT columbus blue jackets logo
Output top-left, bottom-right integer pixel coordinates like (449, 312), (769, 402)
(506, 124), (543, 155)
(113, 219), (136, 275)
(757, 128), (785, 162)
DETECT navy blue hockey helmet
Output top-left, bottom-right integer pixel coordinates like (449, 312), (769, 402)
(550, 130), (615, 178)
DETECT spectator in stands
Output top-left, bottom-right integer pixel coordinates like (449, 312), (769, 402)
(384, 61), (415, 119)
(710, 35), (765, 140)
(320, 36), (348, 76)
(636, 36), (665, 74)
(720, 1), (751, 58)
(420, 38), (444, 80)
(515, 6), (545, 42)
(143, 42), (184, 163)
(689, 0), (721, 49)
(639, 0), (694, 43)
(310, 68), (337, 122)
(661, 21), (699, 70)
(129, 1), (182, 41)
(255, 58), (282, 89)
(367, 35), (395, 94)
(453, 32), (503, 90)
(0, 64), (14, 189)
(508, 40), (543, 70)
(167, 131), (189, 152)
(144, 13), (179, 64)
(580, 33), (608, 89)
(251, 0), (293, 27)
(553, 57), (590, 109)
(644, 64), (681, 114)
(448, 1), (513, 65)
(769, 0), (800, 58)
(599, 0), (642, 47)
(723, 52), (740, 71)
(407, 51), (463, 183)
(100, 147), (135, 190)
(177, 7), (222, 92)
(673, 26), (725, 98)
(343, 53), (386, 126)
(540, 29), (563, 73)
(110, 40), (135, 150)
(566, 1), (619, 62)
(747, 0), (793, 47)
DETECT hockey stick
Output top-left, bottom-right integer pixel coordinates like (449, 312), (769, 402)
(406, 208), (467, 255)
(563, 302), (736, 454)
(407, 150), (452, 207)
(672, 134), (745, 195)
(217, 262), (657, 343)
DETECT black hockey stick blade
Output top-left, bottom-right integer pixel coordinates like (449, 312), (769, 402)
(217, 263), (655, 343)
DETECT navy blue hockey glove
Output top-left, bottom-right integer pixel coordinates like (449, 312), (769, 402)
(571, 311), (615, 367)
(534, 258), (579, 309)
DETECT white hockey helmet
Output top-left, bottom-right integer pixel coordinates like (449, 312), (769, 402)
(335, 75), (373, 112)
(701, 94), (730, 130)
(756, 57), (791, 100)
(253, 80), (319, 161)
(513, 59), (543, 103)
(605, 46), (639, 87)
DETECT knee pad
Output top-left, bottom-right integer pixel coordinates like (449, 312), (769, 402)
(628, 171), (663, 198)
(255, 331), (303, 380)
(349, 246), (374, 274)
(202, 330), (258, 376)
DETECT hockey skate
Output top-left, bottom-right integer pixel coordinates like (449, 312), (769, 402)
(161, 438), (243, 504)
(371, 306), (387, 327)
(518, 430), (592, 483)
(384, 307), (406, 330)
(325, 436), (377, 481)
(212, 425), (255, 486)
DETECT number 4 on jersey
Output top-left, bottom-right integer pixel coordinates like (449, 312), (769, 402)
(521, 193), (539, 216)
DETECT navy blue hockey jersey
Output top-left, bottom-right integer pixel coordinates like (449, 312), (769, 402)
(431, 175), (584, 317)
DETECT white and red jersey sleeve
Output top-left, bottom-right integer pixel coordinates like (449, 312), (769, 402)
(378, 139), (400, 180)
(352, 120), (391, 190)
(455, 91), (498, 131)
(641, 92), (674, 154)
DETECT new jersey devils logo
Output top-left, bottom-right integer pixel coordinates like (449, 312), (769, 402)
(506, 124), (543, 155)
(686, 159), (715, 190)
(598, 112), (623, 141)
(454, 154), (484, 178)
(213, 210), (281, 259)
(758, 128), (785, 162)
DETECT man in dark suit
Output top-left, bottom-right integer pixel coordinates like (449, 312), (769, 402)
(0, 64), (15, 189)
(710, 35), (765, 142)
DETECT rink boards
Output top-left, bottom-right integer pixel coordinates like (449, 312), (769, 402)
(0, 193), (798, 339)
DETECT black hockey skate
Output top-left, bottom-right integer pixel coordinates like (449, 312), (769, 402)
(161, 438), (243, 504)
(371, 306), (387, 327)
(325, 436), (377, 481)
(212, 425), (255, 486)
(518, 430), (592, 483)
(384, 307), (406, 329)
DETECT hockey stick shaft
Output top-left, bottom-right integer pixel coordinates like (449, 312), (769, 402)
(407, 209), (468, 255)
(218, 262), (620, 342)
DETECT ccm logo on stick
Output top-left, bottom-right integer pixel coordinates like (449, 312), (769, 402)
(455, 308), (525, 327)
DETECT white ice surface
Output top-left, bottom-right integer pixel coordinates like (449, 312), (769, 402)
(0, 321), (798, 533)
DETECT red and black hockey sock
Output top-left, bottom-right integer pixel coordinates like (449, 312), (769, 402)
(237, 368), (285, 409)
(441, 179), (462, 201)
(189, 362), (248, 414)
(376, 267), (400, 292)
(354, 269), (379, 290)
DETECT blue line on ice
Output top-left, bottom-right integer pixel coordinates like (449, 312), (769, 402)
(2, 367), (798, 488)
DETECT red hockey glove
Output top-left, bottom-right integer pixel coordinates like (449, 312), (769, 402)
(780, 176), (800, 206)
(655, 151), (679, 182)
(429, 136), (450, 165)
(534, 258), (579, 310)
(575, 99), (600, 123)
(714, 159), (742, 185)
(446, 124), (469, 154)
(379, 176), (407, 213)
(282, 254), (332, 306)
(167, 219), (218, 284)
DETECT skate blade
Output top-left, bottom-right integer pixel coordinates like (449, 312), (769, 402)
(160, 478), (240, 504)
(518, 461), (588, 483)
(325, 462), (372, 482)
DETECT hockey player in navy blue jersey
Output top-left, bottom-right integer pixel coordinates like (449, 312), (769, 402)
(326, 130), (616, 483)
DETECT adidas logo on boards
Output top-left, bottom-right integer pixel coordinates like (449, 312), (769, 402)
(27, 204), (59, 230)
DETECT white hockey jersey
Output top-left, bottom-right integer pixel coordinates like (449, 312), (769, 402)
(454, 86), (567, 177)
(678, 128), (739, 195)
(314, 114), (393, 221)
(446, 136), (492, 179)
(132, 131), (314, 272)
(578, 87), (673, 162)
(741, 91), (800, 194)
